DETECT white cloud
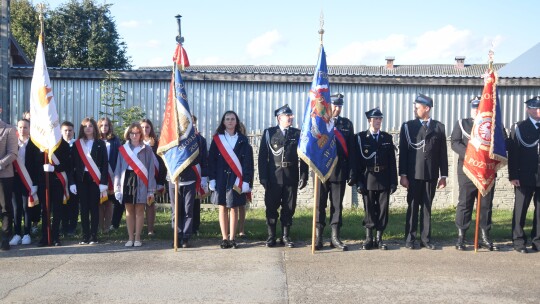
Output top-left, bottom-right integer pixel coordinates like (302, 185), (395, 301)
(246, 30), (285, 59)
(328, 25), (501, 65)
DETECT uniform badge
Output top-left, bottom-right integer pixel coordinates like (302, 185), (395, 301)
(364, 149), (368, 153)
(274, 144), (278, 148)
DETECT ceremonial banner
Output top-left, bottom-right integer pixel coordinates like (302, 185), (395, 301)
(297, 46), (337, 182)
(29, 34), (62, 161)
(157, 43), (198, 181)
(463, 69), (507, 196)
(175, 43), (190, 71)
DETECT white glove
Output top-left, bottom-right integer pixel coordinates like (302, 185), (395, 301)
(43, 164), (55, 172)
(115, 192), (123, 202)
(201, 177), (208, 192)
(241, 181), (251, 193)
(209, 179), (216, 192)
(99, 184), (108, 192)
(69, 184), (77, 195)
(30, 185), (38, 195)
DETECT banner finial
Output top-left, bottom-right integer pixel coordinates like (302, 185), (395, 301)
(319, 11), (324, 44)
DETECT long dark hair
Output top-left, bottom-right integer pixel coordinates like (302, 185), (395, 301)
(139, 118), (157, 146)
(77, 117), (99, 140)
(98, 117), (116, 140)
(214, 110), (241, 135)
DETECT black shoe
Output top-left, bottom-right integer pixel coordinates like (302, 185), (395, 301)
(282, 236), (294, 248)
(220, 239), (229, 249)
(181, 239), (189, 248)
(230, 240), (238, 249)
(420, 242), (436, 250)
(405, 241), (416, 249)
(362, 239), (374, 250)
(79, 239), (89, 245)
(531, 244), (539, 252)
(1, 240), (10, 251)
(266, 237), (276, 248)
(89, 236), (98, 245)
(514, 246), (528, 254)
(54, 240), (62, 247)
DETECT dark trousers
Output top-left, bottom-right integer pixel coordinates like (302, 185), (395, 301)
(168, 181), (195, 239)
(193, 198), (201, 232)
(455, 176), (495, 231)
(512, 185), (540, 248)
(38, 180), (64, 242)
(111, 198), (125, 228)
(362, 190), (390, 231)
(12, 190), (32, 236)
(264, 183), (297, 227)
(316, 180), (345, 228)
(0, 177), (14, 240)
(78, 173), (100, 240)
(61, 193), (79, 234)
(405, 179), (437, 243)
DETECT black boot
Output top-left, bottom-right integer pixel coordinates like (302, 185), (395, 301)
(282, 226), (294, 248)
(362, 228), (373, 250)
(266, 224), (276, 247)
(455, 229), (466, 251)
(479, 229), (499, 251)
(330, 225), (348, 251)
(376, 230), (387, 250)
(314, 225), (324, 250)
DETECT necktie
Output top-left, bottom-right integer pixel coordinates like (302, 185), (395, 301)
(283, 128), (288, 137)
(422, 121), (428, 129)
(373, 133), (378, 142)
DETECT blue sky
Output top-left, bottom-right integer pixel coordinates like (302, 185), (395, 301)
(43, 0), (538, 68)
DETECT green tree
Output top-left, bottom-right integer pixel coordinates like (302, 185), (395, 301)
(99, 70), (125, 128)
(9, 0), (40, 62)
(117, 106), (145, 141)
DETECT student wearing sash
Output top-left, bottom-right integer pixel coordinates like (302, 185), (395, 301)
(0, 108), (18, 251)
(258, 105), (308, 248)
(451, 97), (500, 251)
(508, 96), (540, 253)
(140, 119), (166, 236)
(314, 94), (355, 251)
(97, 117), (121, 234)
(71, 118), (109, 245)
(9, 119), (38, 246)
(114, 122), (156, 247)
(208, 111), (254, 249)
(355, 108), (397, 250)
(399, 94), (448, 250)
(60, 121), (78, 237)
(191, 115), (208, 236)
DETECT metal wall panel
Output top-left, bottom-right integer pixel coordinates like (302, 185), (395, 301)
(9, 76), (540, 145)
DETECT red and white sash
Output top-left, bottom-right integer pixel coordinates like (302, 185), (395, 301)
(119, 143), (149, 187)
(13, 158), (39, 207)
(192, 164), (209, 198)
(75, 139), (101, 186)
(213, 134), (243, 194)
(107, 164), (114, 193)
(51, 153), (70, 205)
(333, 128), (348, 158)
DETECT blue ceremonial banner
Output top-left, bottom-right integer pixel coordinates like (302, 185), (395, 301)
(157, 44), (199, 181)
(298, 46), (338, 182)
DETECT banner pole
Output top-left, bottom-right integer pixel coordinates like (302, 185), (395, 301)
(174, 179), (179, 252)
(311, 176), (319, 254)
(474, 191), (482, 253)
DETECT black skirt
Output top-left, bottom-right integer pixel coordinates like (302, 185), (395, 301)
(122, 170), (139, 204)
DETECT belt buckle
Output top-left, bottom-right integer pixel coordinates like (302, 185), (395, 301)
(282, 162), (288, 168)
(374, 165), (380, 172)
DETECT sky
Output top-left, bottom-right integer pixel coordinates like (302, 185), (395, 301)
(43, 0), (539, 68)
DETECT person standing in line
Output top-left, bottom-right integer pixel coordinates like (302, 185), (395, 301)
(114, 122), (156, 247)
(355, 108), (397, 250)
(208, 111), (253, 249)
(314, 94), (355, 251)
(71, 118), (109, 245)
(399, 94), (448, 250)
(0, 108), (18, 250)
(9, 119), (38, 246)
(97, 117), (121, 234)
(258, 105), (308, 248)
(191, 115), (208, 236)
(140, 119), (166, 236)
(60, 121), (78, 236)
(451, 97), (500, 251)
(508, 96), (540, 253)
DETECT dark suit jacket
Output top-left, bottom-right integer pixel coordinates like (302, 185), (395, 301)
(450, 118), (473, 176)
(399, 119), (448, 180)
(354, 130), (397, 190)
(29, 139), (73, 186)
(508, 119), (540, 187)
(71, 139), (108, 185)
(329, 116), (355, 182)
(258, 126), (308, 185)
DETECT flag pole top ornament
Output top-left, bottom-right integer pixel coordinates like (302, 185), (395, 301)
(175, 14), (184, 44)
(37, 3), (45, 35)
(318, 11), (324, 44)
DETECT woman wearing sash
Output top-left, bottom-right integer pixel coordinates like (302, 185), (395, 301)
(140, 119), (166, 236)
(97, 117), (121, 234)
(208, 111), (254, 249)
(71, 118), (109, 245)
(114, 122), (156, 247)
(9, 119), (38, 246)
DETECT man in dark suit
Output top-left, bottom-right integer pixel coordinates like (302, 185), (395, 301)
(451, 97), (499, 251)
(355, 108), (398, 250)
(399, 94), (448, 250)
(314, 94), (355, 251)
(508, 96), (540, 253)
(259, 104), (308, 248)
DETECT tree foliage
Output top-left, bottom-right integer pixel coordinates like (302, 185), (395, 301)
(10, 0), (131, 69)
